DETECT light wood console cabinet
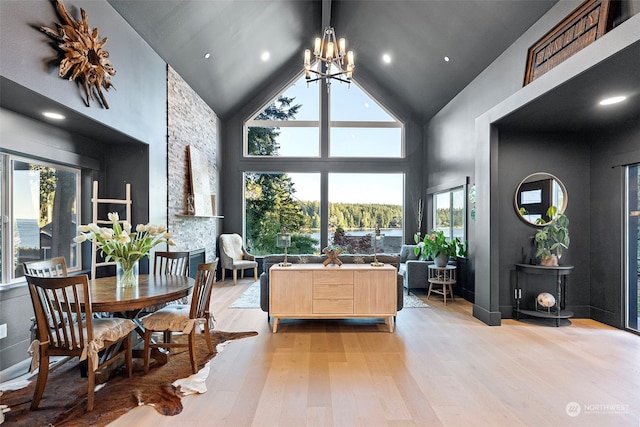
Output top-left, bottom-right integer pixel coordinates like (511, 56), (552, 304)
(269, 264), (397, 332)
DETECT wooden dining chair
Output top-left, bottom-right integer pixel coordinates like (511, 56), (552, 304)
(23, 257), (68, 277)
(25, 274), (136, 411)
(154, 251), (190, 276)
(141, 259), (218, 374)
(147, 251), (191, 311)
(24, 258), (69, 343)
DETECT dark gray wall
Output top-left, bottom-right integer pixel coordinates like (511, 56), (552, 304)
(425, 1), (587, 260)
(497, 131), (591, 318)
(0, 0), (166, 370)
(426, 2), (640, 326)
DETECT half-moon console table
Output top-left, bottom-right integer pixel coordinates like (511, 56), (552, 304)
(514, 263), (574, 327)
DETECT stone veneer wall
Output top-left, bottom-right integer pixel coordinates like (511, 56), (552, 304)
(166, 65), (220, 262)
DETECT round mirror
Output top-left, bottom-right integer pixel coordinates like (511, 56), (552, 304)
(514, 172), (567, 227)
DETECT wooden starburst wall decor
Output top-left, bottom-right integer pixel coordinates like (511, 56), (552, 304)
(41, 0), (116, 108)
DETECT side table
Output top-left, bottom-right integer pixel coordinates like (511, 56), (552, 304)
(514, 264), (574, 326)
(427, 264), (457, 305)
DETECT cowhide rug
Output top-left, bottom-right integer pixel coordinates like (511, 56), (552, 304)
(1, 330), (258, 426)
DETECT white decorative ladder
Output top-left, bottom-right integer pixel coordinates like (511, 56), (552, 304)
(91, 181), (132, 279)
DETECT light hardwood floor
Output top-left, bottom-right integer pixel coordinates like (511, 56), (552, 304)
(110, 278), (640, 427)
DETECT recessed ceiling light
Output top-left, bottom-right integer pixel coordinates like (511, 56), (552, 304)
(444, 56), (450, 62)
(204, 53), (211, 59)
(42, 111), (65, 120)
(261, 51), (270, 61)
(599, 95), (627, 106)
(382, 53), (391, 64)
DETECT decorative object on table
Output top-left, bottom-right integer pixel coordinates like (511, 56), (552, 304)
(74, 212), (174, 287)
(523, 0), (613, 85)
(371, 227), (384, 267)
(534, 206), (570, 266)
(276, 228), (292, 267)
(322, 246), (343, 266)
(304, 26), (354, 88)
(536, 292), (557, 312)
(415, 230), (463, 267)
(40, 0), (116, 108)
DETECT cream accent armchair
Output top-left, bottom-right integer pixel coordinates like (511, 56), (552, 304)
(219, 233), (258, 285)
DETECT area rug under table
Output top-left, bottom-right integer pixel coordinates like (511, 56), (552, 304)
(1, 330), (257, 427)
(230, 281), (429, 308)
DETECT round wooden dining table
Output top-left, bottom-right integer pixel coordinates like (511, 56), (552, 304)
(88, 274), (195, 365)
(89, 274), (194, 315)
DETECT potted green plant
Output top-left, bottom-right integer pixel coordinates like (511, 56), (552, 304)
(534, 206), (570, 266)
(415, 231), (462, 267)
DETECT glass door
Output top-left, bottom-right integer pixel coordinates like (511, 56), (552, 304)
(626, 164), (639, 332)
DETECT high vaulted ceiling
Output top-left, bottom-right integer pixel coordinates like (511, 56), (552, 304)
(109, 0), (558, 123)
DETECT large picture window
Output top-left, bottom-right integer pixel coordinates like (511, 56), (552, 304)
(243, 73), (405, 251)
(0, 154), (80, 284)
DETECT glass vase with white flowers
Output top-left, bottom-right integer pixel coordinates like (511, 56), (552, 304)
(74, 212), (175, 287)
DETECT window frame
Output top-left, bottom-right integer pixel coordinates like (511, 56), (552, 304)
(243, 73), (405, 159)
(430, 183), (467, 244)
(241, 73), (407, 250)
(0, 152), (82, 285)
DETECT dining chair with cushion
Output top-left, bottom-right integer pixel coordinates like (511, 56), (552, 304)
(141, 259), (218, 374)
(25, 274), (136, 411)
(219, 233), (258, 285)
(154, 251), (190, 276)
(23, 257), (68, 277)
(148, 251), (191, 311)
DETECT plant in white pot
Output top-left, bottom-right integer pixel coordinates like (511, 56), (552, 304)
(415, 231), (462, 267)
(534, 206), (570, 266)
